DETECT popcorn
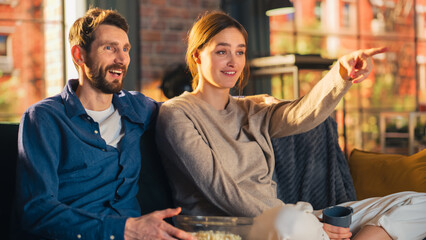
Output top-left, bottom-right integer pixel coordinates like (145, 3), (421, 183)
(191, 230), (242, 240)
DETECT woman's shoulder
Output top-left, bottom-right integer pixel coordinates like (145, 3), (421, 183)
(159, 92), (199, 118)
(156, 93), (201, 129)
(161, 92), (195, 109)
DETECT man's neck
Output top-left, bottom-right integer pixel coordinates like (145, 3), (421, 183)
(75, 79), (113, 111)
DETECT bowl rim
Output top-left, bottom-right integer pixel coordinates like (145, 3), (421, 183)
(173, 215), (254, 226)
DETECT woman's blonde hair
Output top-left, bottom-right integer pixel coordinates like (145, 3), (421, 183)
(186, 11), (250, 94)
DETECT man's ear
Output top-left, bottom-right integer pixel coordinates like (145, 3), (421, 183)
(193, 51), (201, 64)
(71, 45), (86, 66)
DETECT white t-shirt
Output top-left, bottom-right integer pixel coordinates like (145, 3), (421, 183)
(86, 104), (124, 149)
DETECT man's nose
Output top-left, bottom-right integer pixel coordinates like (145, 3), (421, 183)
(115, 50), (128, 65)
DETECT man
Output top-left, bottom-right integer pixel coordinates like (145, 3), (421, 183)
(14, 8), (194, 240)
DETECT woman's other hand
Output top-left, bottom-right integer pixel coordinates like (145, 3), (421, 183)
(323, 223), (352, 240)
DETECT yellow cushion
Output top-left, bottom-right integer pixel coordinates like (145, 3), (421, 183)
(349, 149), (426, 200)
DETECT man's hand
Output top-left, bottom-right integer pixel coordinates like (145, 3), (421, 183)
(338, 47), (387, 83)
(124, 207), (195, 240)
(323, 223), (352, 240)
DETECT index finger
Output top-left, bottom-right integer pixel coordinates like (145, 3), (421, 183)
(154, 207), (182, 219)
(363, 47), (387, 57)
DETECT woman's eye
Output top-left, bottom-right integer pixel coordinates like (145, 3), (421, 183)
(237, 51), (245, 55)
(217, 50), (226, 55)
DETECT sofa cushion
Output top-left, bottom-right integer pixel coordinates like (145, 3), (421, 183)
(349, 149), (426, 200)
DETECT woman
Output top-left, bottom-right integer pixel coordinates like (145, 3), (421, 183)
(155, 11), (426, 240)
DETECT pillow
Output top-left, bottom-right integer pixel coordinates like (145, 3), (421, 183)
(349, 149), (426, 200)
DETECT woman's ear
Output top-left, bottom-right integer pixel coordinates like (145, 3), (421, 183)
(71, 45), (85, 66)
(193, 51), (201, 64)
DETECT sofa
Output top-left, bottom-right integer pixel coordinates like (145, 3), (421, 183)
(0, 123), (19, 240)
(272, 117), (426, 207)
(2, 118), (425, 238)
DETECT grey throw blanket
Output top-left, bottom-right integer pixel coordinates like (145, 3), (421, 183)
(272, 117), (357, 210)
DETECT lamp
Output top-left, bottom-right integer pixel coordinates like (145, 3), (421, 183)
(265, 0), (294, 16)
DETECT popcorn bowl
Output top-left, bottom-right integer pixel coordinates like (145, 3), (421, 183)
(173, 215), (253, 240)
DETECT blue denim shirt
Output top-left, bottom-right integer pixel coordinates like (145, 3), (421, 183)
(15, 79), (160, 240)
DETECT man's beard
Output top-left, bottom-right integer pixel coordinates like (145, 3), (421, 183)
(86, 58), (127, 94)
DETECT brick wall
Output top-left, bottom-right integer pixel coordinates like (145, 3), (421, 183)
(139, 0), (220, 100)
(0, 0), (47, 120)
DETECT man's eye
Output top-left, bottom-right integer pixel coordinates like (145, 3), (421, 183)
(123, 47), (129, 52)
(237, 51), (245, 55)
(105, 46), (112, 50)
(217, 50), (226, 55)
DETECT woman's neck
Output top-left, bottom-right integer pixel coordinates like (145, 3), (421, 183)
(191, 86), (230, 111)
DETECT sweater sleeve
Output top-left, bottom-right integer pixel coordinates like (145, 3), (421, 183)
(155, 105), (283, 217)
(267, 63), (352, 138)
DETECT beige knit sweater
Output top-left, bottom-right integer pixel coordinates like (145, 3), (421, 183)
(155, 63), (352, 217)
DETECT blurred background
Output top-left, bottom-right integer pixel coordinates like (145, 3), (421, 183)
(0, 0), (425, 157)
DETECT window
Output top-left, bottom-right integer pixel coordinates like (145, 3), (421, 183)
(234, 0), (424, 155)
(0, 0), (89, 122)
(0, 33), (12, 74)
(0, 0), (65, 122)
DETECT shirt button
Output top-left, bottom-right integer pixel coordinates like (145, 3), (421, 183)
(102, 149), (106, 152)
(114, 195), (121, 201)
(110, 235), (115, 240)
(77, 234), (82, 239)
(86, 116), (90, 120)
(94, 130), (99, 134)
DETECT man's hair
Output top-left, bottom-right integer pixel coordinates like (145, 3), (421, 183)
(69, 8), (129, 53)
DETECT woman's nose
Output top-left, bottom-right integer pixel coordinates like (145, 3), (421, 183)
(227, 54), (235, 67)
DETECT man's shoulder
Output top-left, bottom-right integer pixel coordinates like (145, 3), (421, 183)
(118, 90), (158, 106)
(25, 94), (64, 114)
(21, 94), (68, 128)
(115, 90), (161, 125)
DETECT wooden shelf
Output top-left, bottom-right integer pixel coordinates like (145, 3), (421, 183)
(384, 132), (410, 138)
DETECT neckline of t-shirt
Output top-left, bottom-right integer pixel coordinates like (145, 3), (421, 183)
(85, 104), (115, 123)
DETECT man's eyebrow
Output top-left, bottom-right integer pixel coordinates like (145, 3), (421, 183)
(217, 42), (246, 48)
(102, 41), (131, 49)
